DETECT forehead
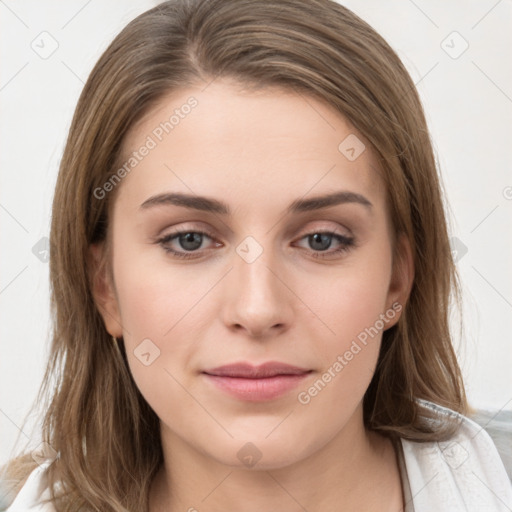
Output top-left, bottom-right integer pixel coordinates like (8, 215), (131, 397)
(115, 79), (386, 218)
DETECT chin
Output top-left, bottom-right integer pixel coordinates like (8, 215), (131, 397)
(204, 426), (322, 471)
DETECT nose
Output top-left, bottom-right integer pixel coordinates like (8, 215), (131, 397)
(222, 240), (293, 339)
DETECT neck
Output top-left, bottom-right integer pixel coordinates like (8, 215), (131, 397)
(149, 408), (404, 512)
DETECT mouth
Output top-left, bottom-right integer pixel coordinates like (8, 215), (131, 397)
(202, 362), (313, 401)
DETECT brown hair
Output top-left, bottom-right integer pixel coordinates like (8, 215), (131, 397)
(1, 0), (467, 510)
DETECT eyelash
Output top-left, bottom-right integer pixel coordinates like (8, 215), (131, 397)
(156, 228), (356, 260)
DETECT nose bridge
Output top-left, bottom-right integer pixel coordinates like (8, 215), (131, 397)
(225, 233), (291, 335)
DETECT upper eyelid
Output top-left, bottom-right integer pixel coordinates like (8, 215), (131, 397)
(160, 219), (353, 238)
(159, 227), (353, 247)
(160, 227), (351, 241)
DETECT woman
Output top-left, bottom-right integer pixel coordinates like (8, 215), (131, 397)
(2, 0), (511, 510)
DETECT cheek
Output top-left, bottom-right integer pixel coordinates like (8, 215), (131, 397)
(292, 278), (389, 427)
(295, 242), (393, 399)
(114, 244), (205, 338)
(115, 262), (202, 427)
(112, 243), (231, 406)
(306, 253), (393, 346)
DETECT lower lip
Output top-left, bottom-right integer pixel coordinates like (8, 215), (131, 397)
(203, 373), (311, 401)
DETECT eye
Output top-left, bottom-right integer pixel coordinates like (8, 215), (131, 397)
(157, 229), (220, 260)
(295, 231), (355, 259)
(156, 228), (356, 260)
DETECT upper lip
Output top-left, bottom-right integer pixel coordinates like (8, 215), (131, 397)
(203, 362), (312, 378)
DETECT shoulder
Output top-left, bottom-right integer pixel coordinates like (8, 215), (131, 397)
(400, 400), (512, 512)
(1, 458), (56, 511)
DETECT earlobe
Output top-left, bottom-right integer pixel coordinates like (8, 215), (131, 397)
(385, 233), (415, 325)
(88, 242), (123, 337)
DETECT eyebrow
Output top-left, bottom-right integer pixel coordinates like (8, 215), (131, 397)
(139, 190), (373, 215)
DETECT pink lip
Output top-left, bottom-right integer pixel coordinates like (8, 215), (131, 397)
(202, 362), (312, 401)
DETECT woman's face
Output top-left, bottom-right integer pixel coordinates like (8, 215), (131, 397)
(91, 78), (412, 469)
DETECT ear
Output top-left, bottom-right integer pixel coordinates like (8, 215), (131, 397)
(88, 242), (123, 338)
(384, 233), (414, 328)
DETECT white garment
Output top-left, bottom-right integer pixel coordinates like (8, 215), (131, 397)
(3, 401), (512, 511)
(400, 401), (512, 511)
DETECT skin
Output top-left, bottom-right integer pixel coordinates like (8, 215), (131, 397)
(90, 78), (414, 511)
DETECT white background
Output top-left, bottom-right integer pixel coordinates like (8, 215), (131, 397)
(1, 0), (511, 465)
